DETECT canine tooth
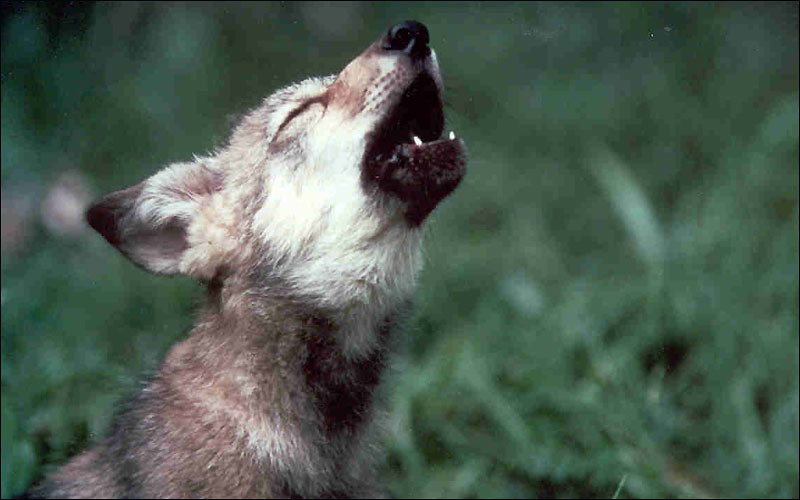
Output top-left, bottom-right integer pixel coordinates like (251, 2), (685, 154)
(413, 136), (423, 146)
(449, 131), (456, 140)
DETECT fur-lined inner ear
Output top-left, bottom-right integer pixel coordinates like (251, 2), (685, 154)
(86, 162), (226, 278)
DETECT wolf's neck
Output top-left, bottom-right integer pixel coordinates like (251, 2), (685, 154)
(246, 170), (425, 352)
(163, 277), (404, 486)
(260, 220), (422, 358)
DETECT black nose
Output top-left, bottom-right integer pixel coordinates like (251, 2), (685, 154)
(383, 20), (430, 59)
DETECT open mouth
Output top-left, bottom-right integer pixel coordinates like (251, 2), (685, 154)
(362, 73), (466, 226)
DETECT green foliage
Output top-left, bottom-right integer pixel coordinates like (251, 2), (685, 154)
(2, 3), (797, 498)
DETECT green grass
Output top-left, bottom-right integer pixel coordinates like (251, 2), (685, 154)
(2, 3), (798, 498)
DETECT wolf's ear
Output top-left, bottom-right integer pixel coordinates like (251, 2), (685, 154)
(87, 162), (235, 279)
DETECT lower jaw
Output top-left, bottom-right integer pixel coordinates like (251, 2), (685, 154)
(386, 139), (467, 226)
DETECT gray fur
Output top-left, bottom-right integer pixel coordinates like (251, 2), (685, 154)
(27, 22), (465, 499)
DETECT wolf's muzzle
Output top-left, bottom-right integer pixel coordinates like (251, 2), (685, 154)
(362, 21), (467, 226)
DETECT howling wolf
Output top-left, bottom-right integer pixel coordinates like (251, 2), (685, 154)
(26, 20), (466, 498)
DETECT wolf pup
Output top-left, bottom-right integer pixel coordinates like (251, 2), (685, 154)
(26, 20), (465, 499)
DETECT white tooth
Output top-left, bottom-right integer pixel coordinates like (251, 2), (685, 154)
(413, 135), (423, 146)
(449, 131), (456, 140)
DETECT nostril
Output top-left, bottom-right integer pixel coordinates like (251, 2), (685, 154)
(384, 20), (430, 59)
(390, 27), (414, 51)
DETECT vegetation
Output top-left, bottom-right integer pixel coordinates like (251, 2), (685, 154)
(2, 3), (797, 498)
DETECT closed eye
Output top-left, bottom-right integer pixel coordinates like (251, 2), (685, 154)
(274, 95), (328, 139)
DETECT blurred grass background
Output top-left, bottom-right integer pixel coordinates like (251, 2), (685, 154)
(1, 2), (798, 498)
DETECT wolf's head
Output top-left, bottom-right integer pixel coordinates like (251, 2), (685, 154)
(87, 21), (466, 320)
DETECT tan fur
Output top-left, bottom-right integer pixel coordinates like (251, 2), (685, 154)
(28, 21), (465, 499)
